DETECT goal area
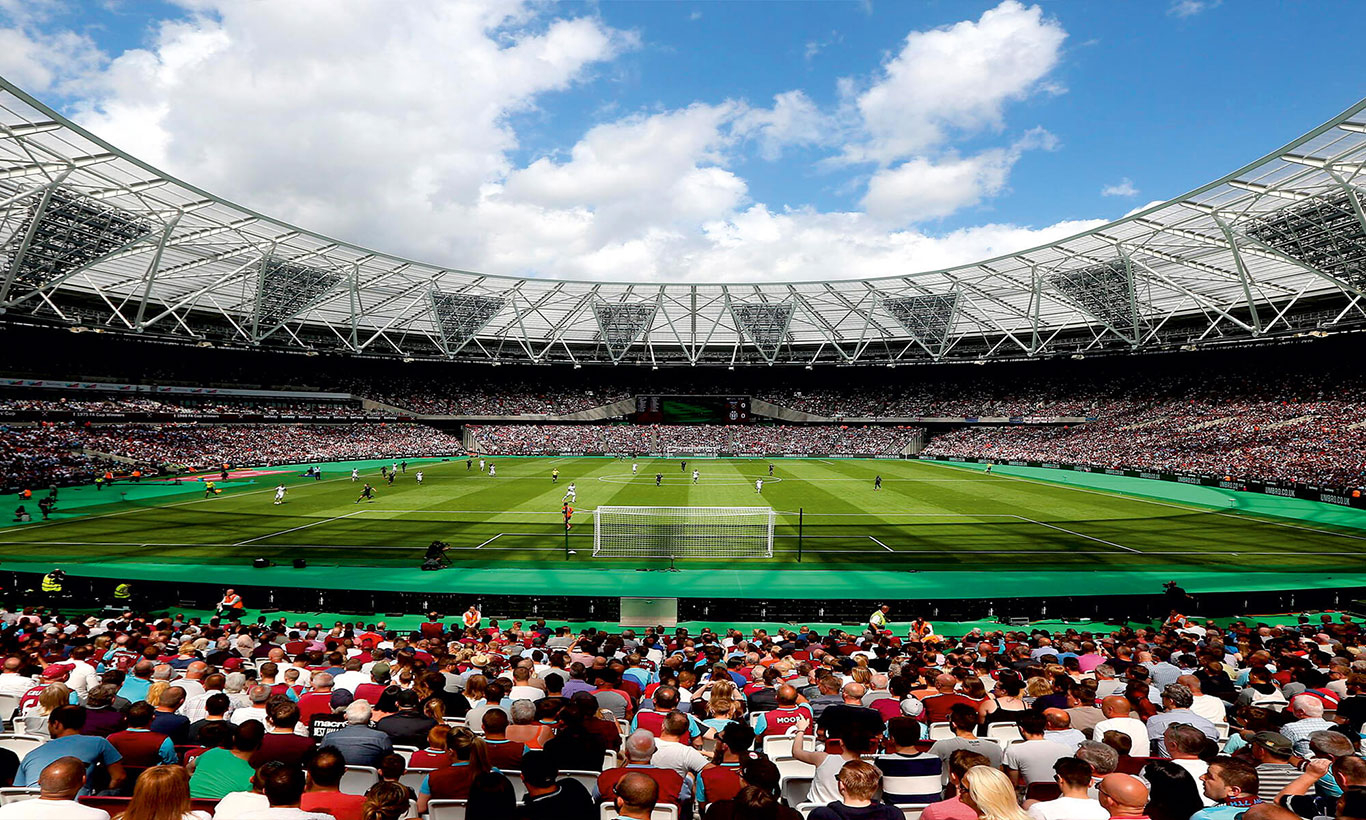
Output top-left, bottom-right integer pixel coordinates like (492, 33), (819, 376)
(592, 506), (776, 559)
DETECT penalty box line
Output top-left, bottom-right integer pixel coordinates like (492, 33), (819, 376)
(1009, 514), (1141, 553)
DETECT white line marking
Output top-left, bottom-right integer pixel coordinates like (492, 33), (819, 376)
(474, 533), (502, 550)
(233, 511), (368, 545)
(1012, 514), (1141, 553)
(923, 461), (1366, 543)
(869, 536), (894, 552)
(0, 458), (459, 541)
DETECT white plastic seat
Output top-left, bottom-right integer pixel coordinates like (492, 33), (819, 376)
(1212, 721), (1230, 740)
(0, 695), (20, 730)
(0, 735), (43, 763)
(427, 799), (467, 820)
(776, 758), (815, 780)
(795, 803), (820, 818)
(902, 806), (930, 820)
(399, 768), (434, 791)
(762, 734), (817, 759)
(780, 775), (813, 808)
(502, 769), (527, 801)
(928, 722), (953, 740)
(985, 722), (1022, 742)
(0, 789), (40, 807)
(599, 804), (679, 820)
(392, 744), (417, 765)
(339, 765), (379, 795)
(563, 770), (600, 793)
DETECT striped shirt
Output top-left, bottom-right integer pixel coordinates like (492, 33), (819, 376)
(1255, 763), (1300, 801)
(874, 752), (943, 805)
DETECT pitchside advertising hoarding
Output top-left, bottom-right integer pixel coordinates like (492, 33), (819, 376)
(918, 455), (1365, 509)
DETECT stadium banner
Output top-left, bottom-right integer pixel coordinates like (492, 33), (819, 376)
(0, 378), (349, 401)
(0, 411), (395, 423)
(914, 455), (1365, 509)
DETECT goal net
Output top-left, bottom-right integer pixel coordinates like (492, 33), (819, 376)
(593, 506), (776, 559)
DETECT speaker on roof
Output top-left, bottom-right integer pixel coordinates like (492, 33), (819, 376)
(253, 558), (271, 568)
(292, 559), (307, 569)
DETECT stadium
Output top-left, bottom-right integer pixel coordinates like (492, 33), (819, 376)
(0, 3), (1364, 817)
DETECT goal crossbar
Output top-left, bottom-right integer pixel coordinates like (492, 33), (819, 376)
(593, 505), (775, 559)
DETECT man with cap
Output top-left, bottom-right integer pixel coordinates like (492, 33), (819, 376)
(19, 665), (79, 714)
(1248, 732), (1299, 801)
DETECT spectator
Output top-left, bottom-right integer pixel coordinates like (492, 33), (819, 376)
(875, 716), (943, 805)
(1193, 758), (1262, 820)
(249, 700), (314, 768)
(0, 757), (110, 819)
(320, 701), (393, 768)
(1097, 774), (1150, 820)
(1004, 712), (1069, 788)
(235, 762), (331, 819)
(961, 766), (1031, 820)
(611, 771), (659, 820)
(416, 727), (492, 813)
(1142, 760), (1205, 820)
(809, 759), (902, 820)
(118, 764), (210, 820)
(108, 702), (178, 767)
(1026, 758), (1107, 820)
(214, 761), (281, 820)
(358, 781), (410, 820)
(299, 748), (365, 820)
(189, 720), (260, 799)
(14, 706), (126, 794)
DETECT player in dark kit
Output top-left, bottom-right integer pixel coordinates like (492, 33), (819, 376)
(655, 473), (663, 486)
(355, 483), (375, 503)
(768, 463), (774, 476)
(386, 471), (395, 485)
(874, 475), (882, 490)
(681, 460), (686, 471)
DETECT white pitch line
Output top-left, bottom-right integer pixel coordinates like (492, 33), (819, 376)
(233, 510), (367, 545)
(868, 536), (894, 552)
(474, 533), (503, 550)
(1011, 514), (1141, 553)
(923, 460), (1366, 543)
(0, 458), (460, 541)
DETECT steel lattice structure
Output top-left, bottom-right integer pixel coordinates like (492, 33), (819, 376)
(2, 76), (1366, 367)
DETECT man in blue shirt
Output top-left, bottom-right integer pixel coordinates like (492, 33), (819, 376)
(15, 705), (125, 794)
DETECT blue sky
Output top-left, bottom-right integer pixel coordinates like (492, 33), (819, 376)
(2, 0), (1364, 282)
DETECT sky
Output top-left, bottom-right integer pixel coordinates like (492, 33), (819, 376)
(1, 0), (1364, 283)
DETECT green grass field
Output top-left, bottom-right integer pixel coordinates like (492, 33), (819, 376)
(3, 455), (1365, 576)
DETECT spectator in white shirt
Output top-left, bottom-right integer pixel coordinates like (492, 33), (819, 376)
(648, 711), (712, 801)
(0, 657), (34, 699)
(231, 685), (271, 726)
(1090, 696), (1148, 757)
(1179, 675), (1227, 724)
(1026, 758), (1108, 820)
(0, 756), (110, 820)
(1043, 709), (1087, 753)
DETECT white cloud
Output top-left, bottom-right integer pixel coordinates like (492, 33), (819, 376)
(0, 0), (1101, 283)
(733, 91), (837, 160)
(862, 128), (1057, 223)
(1169, 0), (1220, 17)
(1101, 177), (1139, 197)
(849, 0), (1066, 164)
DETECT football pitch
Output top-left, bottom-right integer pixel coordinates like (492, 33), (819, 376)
(3, 455), (1365, 578)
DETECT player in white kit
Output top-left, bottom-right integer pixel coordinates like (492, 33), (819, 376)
(563, 482), (576, 502)
(488, 464), (496, 477)
(692, 469), (699, 484)
(479, 459), (486, 471)
(755, 479), (763, 494)
(350, 468), (359, 481)
(273, 484), (287, 505)
(415, 470), (424, 485)
(632, 461), (638, 475)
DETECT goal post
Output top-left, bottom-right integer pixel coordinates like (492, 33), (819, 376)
(593, 506), (776, 559)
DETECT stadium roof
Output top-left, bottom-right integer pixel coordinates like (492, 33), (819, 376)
(2, 76), (1366, 367)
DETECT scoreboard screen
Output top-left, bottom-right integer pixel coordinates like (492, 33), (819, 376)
(633, 395), (752, 424)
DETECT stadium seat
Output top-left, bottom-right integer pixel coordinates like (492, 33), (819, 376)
(340, 765), (379, 795)
(1212, 721), (1230, 740)
(763, 734), (817, 759)
(427, 799), (467, 820)
(776, 758), (816, 780)
(780, 775), (813, 808)
(392, 744), (417, 764)
(985, 723), (1022, 743)
(563, 770), (601, 793)
(400, 768), (434, 791)
(0, 696), (19, 730)
(927, 722), (953, 740)
(600, 804), (679, 820)
(502, 769), (528, 801)
(602, 750), (617, 771)
(0, 788), (38, 806)
(795, 803), (819, 819)
(902, 806), (928, 820)
(0, 735), (43, 763)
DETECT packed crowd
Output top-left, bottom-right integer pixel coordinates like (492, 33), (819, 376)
(0, 423), (465, 487)
(0, 396), (377, 418)
(468, 424), (921, 456)
(349, 379), (633, 416)
(922, 399), (1366, 490)
(0, 604), (1363, 820)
